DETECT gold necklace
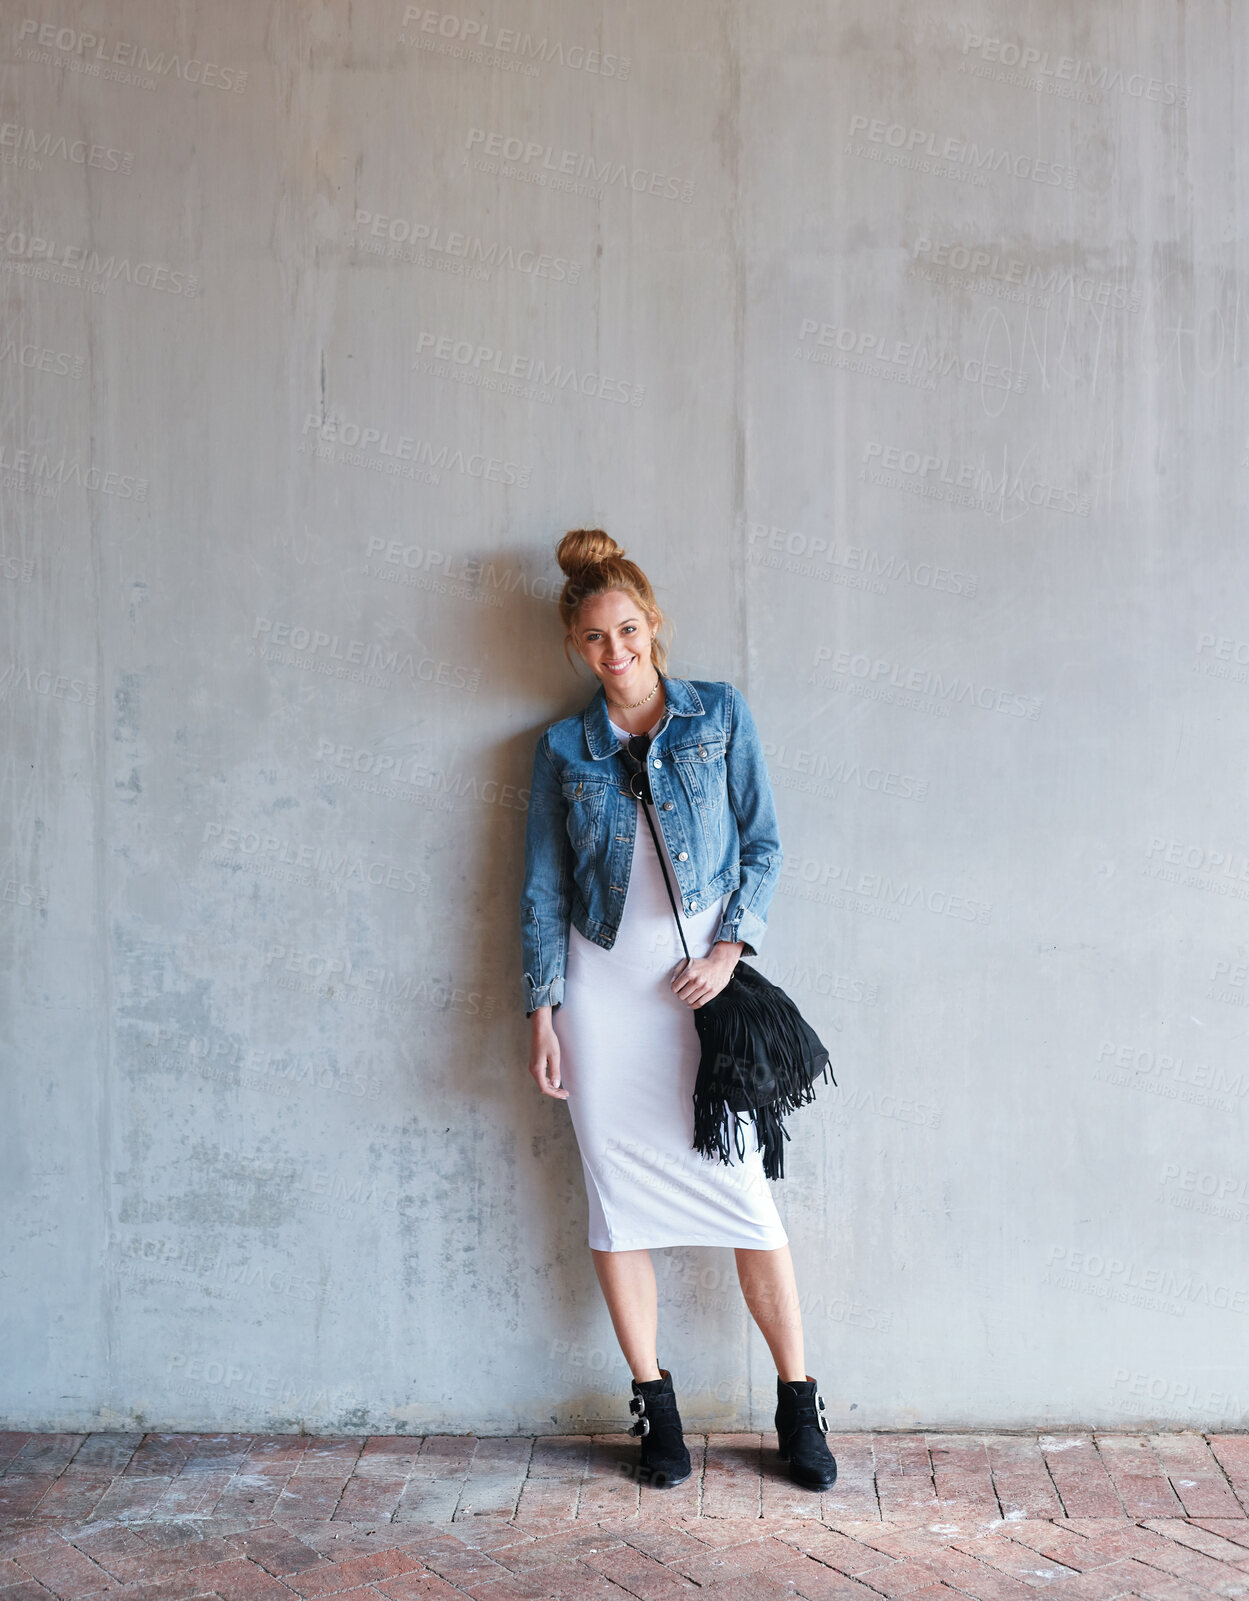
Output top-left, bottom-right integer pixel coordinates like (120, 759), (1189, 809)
(606, 668), (661, 711)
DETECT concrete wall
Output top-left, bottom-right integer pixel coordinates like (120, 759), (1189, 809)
(3, 0), (1246, 1434)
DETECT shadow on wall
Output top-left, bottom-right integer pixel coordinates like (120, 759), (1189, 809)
(464, 564), (607, 1352)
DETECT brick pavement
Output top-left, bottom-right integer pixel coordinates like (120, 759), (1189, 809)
(3, 1431), (1249, 1601)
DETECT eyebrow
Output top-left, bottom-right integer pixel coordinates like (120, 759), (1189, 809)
(581, 617), (639, 633)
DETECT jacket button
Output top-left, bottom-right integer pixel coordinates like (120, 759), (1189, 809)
(663, 801), (674, 810)
(652, 758), (662, 768)
(677, 851), (688, 861)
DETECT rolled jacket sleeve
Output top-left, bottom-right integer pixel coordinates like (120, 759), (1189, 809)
(520, 731), (573, 1016)
(715, 685), (783, 957)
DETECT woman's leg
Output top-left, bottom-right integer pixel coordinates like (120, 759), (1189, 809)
(591, 1247), (662, 1381)
(734, 1244), (807, 1382)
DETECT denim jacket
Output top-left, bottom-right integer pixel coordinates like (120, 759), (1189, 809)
(520, 672), (783, 1016)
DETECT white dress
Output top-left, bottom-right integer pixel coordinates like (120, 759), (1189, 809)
(551, 710), (789, 1252)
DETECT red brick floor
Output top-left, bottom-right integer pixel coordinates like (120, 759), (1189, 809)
(3, 1431), (1249, 1600)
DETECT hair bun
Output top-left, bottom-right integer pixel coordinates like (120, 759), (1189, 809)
(556, 528), (623, 579)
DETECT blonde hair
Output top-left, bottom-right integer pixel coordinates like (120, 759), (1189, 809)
(555, 529), (672, 676)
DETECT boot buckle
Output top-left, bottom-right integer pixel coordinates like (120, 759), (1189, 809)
(629, 1416), (650, 1437)
(817, 1391), (829, 1433)
(628, 1394), (649, 1436)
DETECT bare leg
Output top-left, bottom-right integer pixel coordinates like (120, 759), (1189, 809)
(735, 1244), (807, 1383)
(591, 1247), (662, 1381)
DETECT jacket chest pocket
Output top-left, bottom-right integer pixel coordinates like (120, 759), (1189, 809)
(561, 776), (611, 850)
(671, 738), (727, 814)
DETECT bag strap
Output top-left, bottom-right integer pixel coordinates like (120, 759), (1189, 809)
(620, 733), (692, 966)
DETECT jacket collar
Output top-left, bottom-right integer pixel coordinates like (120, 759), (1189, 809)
(583, 669), (704, 760)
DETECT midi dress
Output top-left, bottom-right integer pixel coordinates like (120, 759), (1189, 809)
(551, 709), (790, 1252)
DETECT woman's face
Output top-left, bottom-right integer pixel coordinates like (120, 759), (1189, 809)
(569, 589), (657, 695)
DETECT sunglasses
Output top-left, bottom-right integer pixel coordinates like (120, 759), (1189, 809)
(624, 732), (653, 802)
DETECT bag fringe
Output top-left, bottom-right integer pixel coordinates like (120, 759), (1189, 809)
(690, 959), (836, 1181)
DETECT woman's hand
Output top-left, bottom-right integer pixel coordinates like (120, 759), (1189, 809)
(528, 1007), (568, 1099)
(670, 940), (743, 1008)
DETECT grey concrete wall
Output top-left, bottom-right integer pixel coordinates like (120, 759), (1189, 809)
(2, 0), (1245, 1434)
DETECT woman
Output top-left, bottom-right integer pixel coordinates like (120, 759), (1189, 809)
(521, 528), (836, 1492)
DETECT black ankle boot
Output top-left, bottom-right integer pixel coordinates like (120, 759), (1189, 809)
(775, 1375), (837, 1490)
(627, 1368), (692, 1488)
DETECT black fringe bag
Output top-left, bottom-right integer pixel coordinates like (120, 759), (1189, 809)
(623, 731), (836, 1180)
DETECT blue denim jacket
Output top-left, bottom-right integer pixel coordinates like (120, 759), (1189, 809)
(520, 672), (783, 1016)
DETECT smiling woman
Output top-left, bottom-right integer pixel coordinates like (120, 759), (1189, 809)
(519, 527), (838, 1496)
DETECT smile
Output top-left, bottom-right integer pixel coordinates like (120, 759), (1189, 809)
(604, 659), (635, 674)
